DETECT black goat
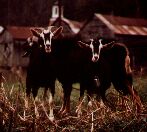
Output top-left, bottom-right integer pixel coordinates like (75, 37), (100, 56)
(51, 36), (95, 115)
(30, 29), (97, 115)
(23, 26), (63, 120)
(78, 38), (143, 112)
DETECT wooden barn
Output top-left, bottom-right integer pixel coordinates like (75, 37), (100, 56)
(79, 13), (147, 69)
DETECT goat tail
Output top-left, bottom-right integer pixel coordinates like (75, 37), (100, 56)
(125, 55), (132, 74)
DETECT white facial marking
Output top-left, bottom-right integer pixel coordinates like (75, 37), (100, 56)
(39, 27), (55, 53)
(97, 40), (103, 59)
(90, 39), (99, 62)
(49, 31), (54, 45)
(41, 30), (54, 53)
(90, 39), (94, 57)
(90, 43), (94, 52)
(40, 33), (44, 38)
(43, 29), (50, 34)
(46, 40), (50, 45)
(91, 39), (104, 62)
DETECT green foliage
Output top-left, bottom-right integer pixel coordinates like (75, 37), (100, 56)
(133, 74), (147, 102)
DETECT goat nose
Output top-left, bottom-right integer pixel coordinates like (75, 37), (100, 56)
(94, 55), (99, 60)
(46, 44), (51, 48)
(95, 56), (98, 59)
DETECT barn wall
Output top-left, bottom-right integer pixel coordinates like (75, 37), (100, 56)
(52, 21), (75, 36)
(0, 30), (13, 68)
(79, 15), (115, 42)
(0, 43), (13, 67)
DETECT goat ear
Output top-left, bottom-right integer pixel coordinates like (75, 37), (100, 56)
(53, 26), (63, 38)
(102, 41), (115, 49)
(30, 28), (41, 38)
(32, 36), (39, 42)
(77, 41), (90, 49)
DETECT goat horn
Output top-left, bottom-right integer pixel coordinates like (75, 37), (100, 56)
(34, 27), (44, 32)
(42, 26), (56, 34)
(47, 26), (56, 32)
(102, 41), (115, 48)
(99, 39), (103, 45)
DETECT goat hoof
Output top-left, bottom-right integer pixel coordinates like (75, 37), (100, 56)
(49, 116), (54, 122)
(35, 112), (39, 119)
(58, 109), (63, 115)
(88, 101), (93, 107)
(61, 110), (70, 117)
(76, 110), (82, 118)
(58, 106), (64, 114)
(76, 108), (82, 117)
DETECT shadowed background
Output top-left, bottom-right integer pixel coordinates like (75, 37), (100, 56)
(0, 0), (147, 26)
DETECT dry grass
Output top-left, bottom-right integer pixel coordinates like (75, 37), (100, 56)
(0, 70), (147, 132)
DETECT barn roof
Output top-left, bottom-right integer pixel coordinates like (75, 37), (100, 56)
(62, 17), (83, 33)
(49, 17), (83, 34)
(95, 14), (147, 36)
(7, 26), (34, 40)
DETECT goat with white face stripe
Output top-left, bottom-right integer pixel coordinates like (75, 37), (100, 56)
(23, 26), (63, 121)
(78, 39), (143, 113)
(30, 26), (63, 53)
